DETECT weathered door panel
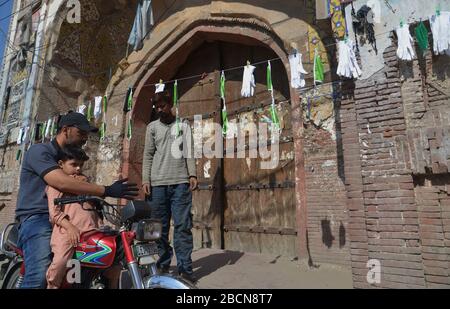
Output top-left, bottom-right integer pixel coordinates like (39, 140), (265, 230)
(171, 40), (296, 255)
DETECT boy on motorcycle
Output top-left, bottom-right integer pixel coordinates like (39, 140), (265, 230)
(46, 146), (104, 288)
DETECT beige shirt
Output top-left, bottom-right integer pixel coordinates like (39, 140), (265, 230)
(142, 118), (196, 186)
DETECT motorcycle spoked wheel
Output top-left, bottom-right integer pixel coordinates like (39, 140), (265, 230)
(2, 263), (22, 289)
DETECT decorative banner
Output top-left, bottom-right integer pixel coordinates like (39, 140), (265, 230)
(45, 118), (52, 138)
(77, 104), (87, 115)
(94, 96), (102, 120)
(155, 81), (165, 93)
(100, 122), (106, 141)
(103, 95), (108, 114)
(87, 101), (93, 121)
(173, 80), (180, 136)
(127, 116), (133, 140)
(267, 61), (280, 131)
(314, 48), (324, 85)
(241, 63), (256, 97)
(220, 71), (228, 136)
(415, 21), (429, 53)
(124, 87), (133, 112)
(41, 121), (47, 142)
(17, 128), (24, 145)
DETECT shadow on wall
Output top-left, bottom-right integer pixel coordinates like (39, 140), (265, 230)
(321, 219), (335, 248)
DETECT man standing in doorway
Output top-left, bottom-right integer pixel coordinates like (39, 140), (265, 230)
(142, 91), (198, 282)
(15, 112), (139, 288)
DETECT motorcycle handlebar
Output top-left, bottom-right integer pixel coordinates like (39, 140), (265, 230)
(54, 195), (105, 206)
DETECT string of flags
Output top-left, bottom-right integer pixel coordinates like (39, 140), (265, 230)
(13, 6), (450, 150)
(220, 71), (228, 136)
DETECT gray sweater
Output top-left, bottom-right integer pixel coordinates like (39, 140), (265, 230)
(142, 118), (196, 186)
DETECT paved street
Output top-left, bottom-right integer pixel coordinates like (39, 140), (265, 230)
(0, 248), (353, 289)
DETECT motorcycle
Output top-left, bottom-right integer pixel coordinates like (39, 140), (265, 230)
(0, 196), (196, 289)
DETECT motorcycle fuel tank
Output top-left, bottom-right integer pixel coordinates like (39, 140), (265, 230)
(74, 231), (117, 269)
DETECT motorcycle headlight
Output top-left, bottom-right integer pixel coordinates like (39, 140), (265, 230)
(132, 219), (162, 241)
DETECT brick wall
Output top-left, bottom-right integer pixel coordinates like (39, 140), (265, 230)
(342, 43), (427, 288)
(304, 124), (351, 267)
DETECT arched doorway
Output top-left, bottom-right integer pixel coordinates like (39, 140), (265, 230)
(125, 26), (303, 257)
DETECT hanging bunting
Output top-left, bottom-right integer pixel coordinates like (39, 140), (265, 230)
(99, 122), (106, 141)
(220, 71), (229, 136)
(337, 39), (362, 79)
(17, 128), (24, 145)
(429, 11), (450, 55)
(103, 95), (108, 115)
(241, 63), (256, 97)
(16, 149), (22, 161)
(415, 21), (429, 53)
(289, 51), (308, 89)
(396, 23), (415, 61)
(125, 87), (133, 112)
(44, 118), (52, 139)
(127, 116), (133, 140)
(314, 49), (324, 85)
(77, 104), (87, 115)
(94, 96), (102, 120)
(155, 81), (165, 94)
(330, 0), (347, 39)
(41, 121), (47, 142)
(267, 61), (280, 132)
(87, 101), (93, 121)
(173, 80), (181, 136)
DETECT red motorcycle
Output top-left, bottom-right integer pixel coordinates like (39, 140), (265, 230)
(0, 196), (196, 289)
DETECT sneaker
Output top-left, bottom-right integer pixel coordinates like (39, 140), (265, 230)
(179, 272), (197, 283)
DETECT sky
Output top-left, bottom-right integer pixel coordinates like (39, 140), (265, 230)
(0, 0), (14, 70)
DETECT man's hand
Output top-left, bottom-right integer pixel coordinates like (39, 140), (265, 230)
(189, 177), (198, 192)
(104, 178), (139, 199)
(66, 224), (80, 247)
(142, 182), (151, 196)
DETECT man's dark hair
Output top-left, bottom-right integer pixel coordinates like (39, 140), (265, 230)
(152, 90), (171, 105)
(58, 145), (90, 162)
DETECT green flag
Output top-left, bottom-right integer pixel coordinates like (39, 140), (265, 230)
(127, 117), (132, 140)
(415, 21), (429, 52)
(173, 80), (178, 107)
(314, 49), (324, 85)
(267, 61), (280, 130)
(100, 122), (106, 140)
(220, 71), (226, 100)
(267, 61), (273, 92)
(87, 102), (93, 121)
(103, 95), (108, 114)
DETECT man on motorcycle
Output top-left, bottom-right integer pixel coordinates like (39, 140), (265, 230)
(15, 112), (139, 289)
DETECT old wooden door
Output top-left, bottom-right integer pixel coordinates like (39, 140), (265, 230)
(175, 40), (297, 256)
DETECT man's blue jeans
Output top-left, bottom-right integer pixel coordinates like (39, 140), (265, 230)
(17, 214), (52, 289)
(148, 183), (193, 275)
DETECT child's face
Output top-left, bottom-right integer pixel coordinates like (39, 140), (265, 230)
(58, 159), (84, 176)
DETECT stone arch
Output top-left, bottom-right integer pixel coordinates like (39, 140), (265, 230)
(117, 15), (317, 257)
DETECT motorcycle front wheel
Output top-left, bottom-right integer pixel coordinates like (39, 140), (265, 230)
(2, 263), (22, 289)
